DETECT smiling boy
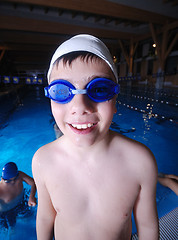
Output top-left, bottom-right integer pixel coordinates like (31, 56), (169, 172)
(32, 34), (158, 240)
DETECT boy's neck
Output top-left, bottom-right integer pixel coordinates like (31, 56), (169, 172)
(62, 130), (113, 157)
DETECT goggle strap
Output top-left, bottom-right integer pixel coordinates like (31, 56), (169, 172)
(44, 87), (49, 97)
(115, 85), (120, 94)
(71, 89), (87, 95)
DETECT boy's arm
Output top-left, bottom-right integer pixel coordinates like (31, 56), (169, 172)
(133, 149), (159, 240)
(32, 153), (56, 240)
(158, 176), (178, 195)
(167, 174), (178, 181)
(19, 171), (37, 206)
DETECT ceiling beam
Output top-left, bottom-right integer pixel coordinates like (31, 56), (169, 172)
(0, 49), (6, 61)
(0, 43), (54, 51)
(3, 0), (174, 24)
(0, 30), (68, 46)
(0, 15), (135, 40)
(163, 20), (178, 31)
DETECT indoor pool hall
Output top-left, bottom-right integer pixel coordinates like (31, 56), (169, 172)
(0, 1), (178, 239)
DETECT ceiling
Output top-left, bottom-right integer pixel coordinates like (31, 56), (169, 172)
(0, 0), (178, 77)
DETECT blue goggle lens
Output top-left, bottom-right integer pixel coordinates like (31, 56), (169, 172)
(87, 78), (119, 102)
(45, 80), (75, 104)
(44, 78), (119, 104)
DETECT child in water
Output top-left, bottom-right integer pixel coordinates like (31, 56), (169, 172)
(32, 34), (158, 240)
(0, 162), (36, 212)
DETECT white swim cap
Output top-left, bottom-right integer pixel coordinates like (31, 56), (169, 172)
(47, 34), (118, 82)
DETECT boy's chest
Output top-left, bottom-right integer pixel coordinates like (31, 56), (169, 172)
(1, 182), (23, 203)
(47, 165), (139, 226)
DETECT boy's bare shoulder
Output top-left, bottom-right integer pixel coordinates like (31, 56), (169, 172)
(33, 137), (62, 157)
(112, 130), (151, 152)
(32, 138), (61, 169)
(32, 139), (63, 181)
(111, 131), (157, 176)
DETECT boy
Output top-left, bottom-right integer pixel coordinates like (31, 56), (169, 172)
(32, 34), (158, 240)
(0, 162), (36, 212)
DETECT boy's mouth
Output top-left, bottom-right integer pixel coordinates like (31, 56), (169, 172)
(71, 123), (96, 130)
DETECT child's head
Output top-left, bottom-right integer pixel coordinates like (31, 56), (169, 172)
(45, 34), (119, 146)
(1, 162), (19, 183)
(46, 34), (119, 105)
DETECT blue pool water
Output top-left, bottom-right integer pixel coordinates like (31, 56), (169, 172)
(0, 86), (55, 239)
(0, 83), (177, 239)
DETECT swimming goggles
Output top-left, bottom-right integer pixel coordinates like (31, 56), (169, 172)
(44, 78), (120, 104)
(2, 174), (19, 183)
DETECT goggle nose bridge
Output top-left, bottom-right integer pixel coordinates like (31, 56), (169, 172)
(71, 89), (87, 95)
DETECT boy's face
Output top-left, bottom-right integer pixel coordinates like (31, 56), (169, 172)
(49, 57), (117, 147)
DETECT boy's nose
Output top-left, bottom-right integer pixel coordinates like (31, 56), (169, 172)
(70, 94), (95, 115)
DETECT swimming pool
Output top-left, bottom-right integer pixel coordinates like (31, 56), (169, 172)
(0, 83), (177, 239)
(0, 86), (55, 239)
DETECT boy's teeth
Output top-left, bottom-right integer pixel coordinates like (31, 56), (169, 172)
(72, 123), (94, 129)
